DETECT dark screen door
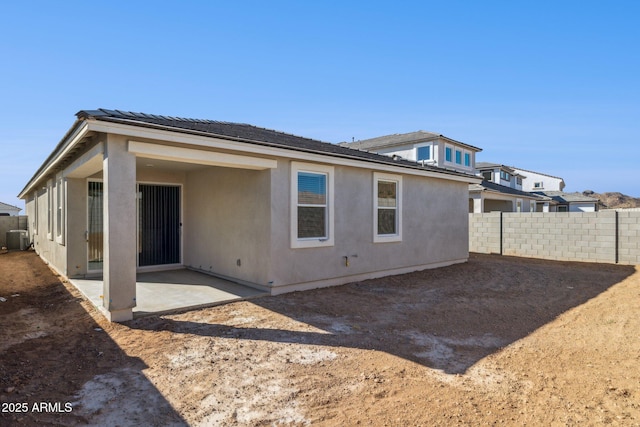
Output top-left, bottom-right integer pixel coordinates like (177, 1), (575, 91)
(138, 184), (181, 266)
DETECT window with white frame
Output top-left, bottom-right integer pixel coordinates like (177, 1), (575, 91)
(534, 181), (543, 189)
(47, 180), (53, 240)
(56, 177), (65, 245)
(33, 190), (38, 235)
(455, 149), (462, 164)
(290, 162), (334, 248)
(500, 170), (511, 181)
(374, 172), (402, 243)
(416, 144), (431, 161)
(445, 146), (453, 162)
(464, 152), (471, 167)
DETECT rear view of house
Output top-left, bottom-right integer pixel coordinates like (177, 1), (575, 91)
(19, 109), (480, 321)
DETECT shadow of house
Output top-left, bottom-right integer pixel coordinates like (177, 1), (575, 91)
(0, 252), (187, 426)
(128, 254), (635, 375)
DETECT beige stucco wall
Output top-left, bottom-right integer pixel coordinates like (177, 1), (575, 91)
(183, 165), (272, 288)
(183, 157), (470, 293)
(267, 160), (470, 293)
(26, 175), (68, 275)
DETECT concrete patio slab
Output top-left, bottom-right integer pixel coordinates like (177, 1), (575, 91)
(70, 269), (268, 318)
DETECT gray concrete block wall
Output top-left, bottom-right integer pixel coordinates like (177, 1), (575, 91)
(0, 216), (28, 248)
(469, 212), (501, 254)
(617, 211), (640, 264)
(469, 211), (640, 265)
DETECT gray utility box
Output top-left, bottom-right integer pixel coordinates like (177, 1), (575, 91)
(6, 230), (28, 250)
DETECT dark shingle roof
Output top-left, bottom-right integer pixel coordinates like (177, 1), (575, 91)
(470, 181), (549, 200)
(531, 191), (598, 204)
(337, 130), (482, 152)
(77, 109), (478, 180)
(476, 162), (524, 176)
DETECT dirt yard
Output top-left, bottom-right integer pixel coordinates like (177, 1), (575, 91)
(1, 250), (639, 426)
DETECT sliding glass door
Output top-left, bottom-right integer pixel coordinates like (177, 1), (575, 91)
(138, 184), (181, 267)
(87, 181), (181, 272)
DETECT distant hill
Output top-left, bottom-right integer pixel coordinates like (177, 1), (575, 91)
(583, 190), (640, 209)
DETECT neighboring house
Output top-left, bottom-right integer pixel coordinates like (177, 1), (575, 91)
(511, 167), (565, 192)
(508, 166), (597, 212)
(531, 191), (599, 212)
(476, 162), (526, 191)
(469, 162), (548, 213)
(0, 201), (22, 216)
(338, 131), (482, 174)
(469, 180), (551, 213)
(19, 109), (481, 321)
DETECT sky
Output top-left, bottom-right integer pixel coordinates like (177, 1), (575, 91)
(1, 1), (639, 211)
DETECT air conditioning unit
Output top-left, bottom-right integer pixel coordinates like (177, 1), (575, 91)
(6, 230), (28, 250)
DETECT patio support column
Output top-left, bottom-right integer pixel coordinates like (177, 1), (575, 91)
(102, 136), (137, 321)
(471, 193), (483, 213)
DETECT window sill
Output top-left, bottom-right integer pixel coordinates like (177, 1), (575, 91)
(291, 237), (334, 249)
(374, 235), (402, 243)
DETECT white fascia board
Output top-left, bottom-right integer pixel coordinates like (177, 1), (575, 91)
(19, 122), (90, 198)
(86, 120), (480, 184)
(128, 140), (277, 170)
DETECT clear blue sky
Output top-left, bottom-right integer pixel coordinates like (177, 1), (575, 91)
(2, 1), (639, 210)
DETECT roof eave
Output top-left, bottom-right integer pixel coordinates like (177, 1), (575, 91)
(18, 120), (90, 198)
(87, 116), (481, 183)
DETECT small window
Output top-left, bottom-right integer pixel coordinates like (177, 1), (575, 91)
(500, 170), (511, 181)
(482, 171), (492, 181)
(464, 152), (471, 167)
(534, 182), (543, 189)
(445, 146), (452, 162)
(291, 162), (334, 248)
(516, 177), (522, 185)
(56, 177), (65, 244)
(33, 191), (38, 235)
(47, 180), (53, 240)
(455, 149), (462, 164)
(374, 173), (402, 243)
(416, 145), (431, 161)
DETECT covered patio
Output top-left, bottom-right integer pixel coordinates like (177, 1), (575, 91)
(71, 269), (268, 318)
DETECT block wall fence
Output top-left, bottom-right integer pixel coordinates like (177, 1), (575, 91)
(469, 211), (640, 265)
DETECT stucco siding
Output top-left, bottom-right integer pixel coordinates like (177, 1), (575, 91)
(30, 181), (67, 275)
(184, 166), (272, 288)
(268, 161), (469, 293)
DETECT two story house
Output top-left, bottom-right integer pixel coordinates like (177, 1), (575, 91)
(339, 131), (482, 174)
(511, 167), (565, 192)
(510, 166), (598, 212)
(470, 163), (549, 213)
(340, 134), (546, 213)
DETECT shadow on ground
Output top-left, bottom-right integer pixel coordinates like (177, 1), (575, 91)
(0, 251), (187, 426)
(130, 253), (636, 375)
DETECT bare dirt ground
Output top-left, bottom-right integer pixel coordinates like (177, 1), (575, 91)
(1, 250), (639, 426)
